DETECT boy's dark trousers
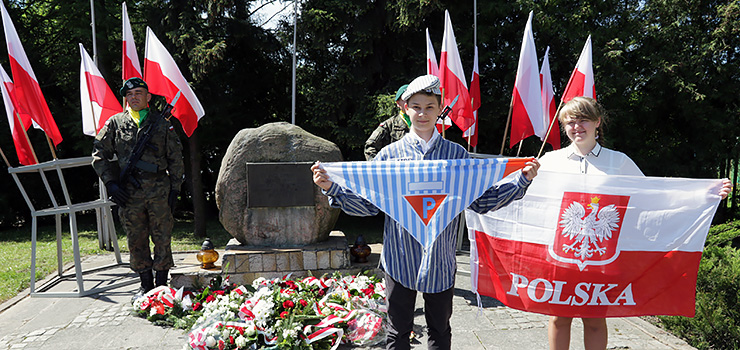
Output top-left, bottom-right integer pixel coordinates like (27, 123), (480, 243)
(385, 272), (454, 350)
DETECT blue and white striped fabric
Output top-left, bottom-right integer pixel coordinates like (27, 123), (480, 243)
(321, 158), (514, 249)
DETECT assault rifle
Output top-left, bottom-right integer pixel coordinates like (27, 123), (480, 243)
(118, 91), (181, 189)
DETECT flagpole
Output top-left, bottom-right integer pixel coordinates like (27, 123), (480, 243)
(467, 97), (473, 152)
(499, 93), (514, 155)
(89, 0), (97, 64)
(473, 0), (477, 153)
(516, 137), (523, 157)
(45, 135), (57, 160)
(441, 87), (446, 139)
(15, 111), (39, 164)
(291, 0), (297, 125)
(536, 100), (564, 158)
(0, 144), (10, 167)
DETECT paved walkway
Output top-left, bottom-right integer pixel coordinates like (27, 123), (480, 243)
(0, 252), (695, 350)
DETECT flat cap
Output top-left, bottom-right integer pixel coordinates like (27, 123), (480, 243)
(120, 77), (148, 96)
(401, 75), (441, 101)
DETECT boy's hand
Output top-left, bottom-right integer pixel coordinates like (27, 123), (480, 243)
(719, 178), (732, 200)
(521, 159), (540, 181)
(311, 161), (334, 191)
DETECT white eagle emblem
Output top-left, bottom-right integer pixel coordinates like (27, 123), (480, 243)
(559, 196), (620, 260)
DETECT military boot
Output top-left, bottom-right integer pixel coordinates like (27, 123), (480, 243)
(132, 270), (154, 303)
(155, 269), (169, 287)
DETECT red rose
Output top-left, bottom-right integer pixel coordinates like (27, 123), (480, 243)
(205, 295), (216, 303)
(318, 289), (326, 297)
(280, 311), (289, 318)
(214, 290), (226, 296)
(299, 299), (308, 307)
(283, 300), (295, 309)
(192, 302), (202, 311)
(218, 339), (225, 350)
(363, 288), (374, 296)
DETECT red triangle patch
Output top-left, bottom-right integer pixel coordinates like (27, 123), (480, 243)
(404, 194), (447, 225)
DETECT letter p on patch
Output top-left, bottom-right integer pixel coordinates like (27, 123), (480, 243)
(404, 194), (447, 225)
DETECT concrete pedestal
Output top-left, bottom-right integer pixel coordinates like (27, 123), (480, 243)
(170, 231), (381, 289)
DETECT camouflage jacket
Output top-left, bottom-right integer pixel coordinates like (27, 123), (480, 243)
(92, 109), (184, 197)
(363, 113), (410, 161)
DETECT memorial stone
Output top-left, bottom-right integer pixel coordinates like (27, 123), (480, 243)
(215, 122), (342, 247)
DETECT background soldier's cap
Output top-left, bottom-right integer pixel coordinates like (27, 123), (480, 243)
(401, 75), (440, 101)
(394, 84), (409, 102)
(120, 77), (148, 96)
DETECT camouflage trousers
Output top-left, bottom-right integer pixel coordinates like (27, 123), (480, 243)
(118, 193), (174, 273)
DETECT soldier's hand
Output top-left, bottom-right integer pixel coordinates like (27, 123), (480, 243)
(106, 181), (129, 207)
(168, 190), (179, 215)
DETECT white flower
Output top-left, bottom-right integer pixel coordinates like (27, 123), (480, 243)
(207, 327), (220, 337)
(205, 336), (216, 347)
(235, 335), (247, 348)
(246, 324), (256, 337)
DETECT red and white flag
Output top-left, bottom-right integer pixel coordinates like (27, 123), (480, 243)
(561, 35), (595, 103)
(466, 171), (723, 318)
(439, 10), (474, 132)
(463, 45), (480, 148)
(426, 28), (440, 77)
(0, 64), (34, 165)
(427, 27), (451, 131)
(539, 46), (560, 150)
(509, 11), (541, 148)
(80, 44), (121, 136)
(122, 2), (142, 80)
(144, 27), (205, 137)
(0, 2), (62, 146)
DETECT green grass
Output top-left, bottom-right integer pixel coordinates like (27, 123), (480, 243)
(0, 214), (234, 305)
(0, 211), (384, 305)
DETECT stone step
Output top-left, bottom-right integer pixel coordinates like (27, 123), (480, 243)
(170, 231), (382, 289)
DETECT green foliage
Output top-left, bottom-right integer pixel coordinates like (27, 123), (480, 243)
(659, 244), (740, 349)
(704, 220), (740, 247)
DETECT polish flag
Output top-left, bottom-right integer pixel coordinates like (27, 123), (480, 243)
(144, 27), (205, 137)
(0, 64), (34, 165)
(439, 10), (474, 132)
(466, 171), (723, 317)
(463, 46), (480, 148)
(539, 47), (560, 150)
(427, 28), (451, 131)
(80, 44), (121, 137)
(0, 2), (62, 146)
(426, 28), (440, 77)
(509, 11), (541, 148)
(122, 2), (142, 80)
(561, 35), (595, 103)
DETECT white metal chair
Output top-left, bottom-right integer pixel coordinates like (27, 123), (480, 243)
(8, 156), (136, 297)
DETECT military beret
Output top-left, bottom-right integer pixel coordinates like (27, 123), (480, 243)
(120, 77), (148, 96)
(394, 84), (409, 101)
(401, 75), (441, 101)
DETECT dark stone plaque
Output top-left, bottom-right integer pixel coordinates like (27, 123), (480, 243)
(246, 162), (314, 208)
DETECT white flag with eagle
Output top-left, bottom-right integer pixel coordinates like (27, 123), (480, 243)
(466, 170), (723, 317)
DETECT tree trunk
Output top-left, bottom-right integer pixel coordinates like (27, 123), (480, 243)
(189, 129), (207, 238)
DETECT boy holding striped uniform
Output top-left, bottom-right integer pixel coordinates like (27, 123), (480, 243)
(311, 75), (539, 350)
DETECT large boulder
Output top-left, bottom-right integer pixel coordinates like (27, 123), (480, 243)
(215, 122), (343, 247)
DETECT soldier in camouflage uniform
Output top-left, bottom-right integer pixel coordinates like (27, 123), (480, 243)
(91, 77), (184, 298)
(364, 84), (411, 160)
